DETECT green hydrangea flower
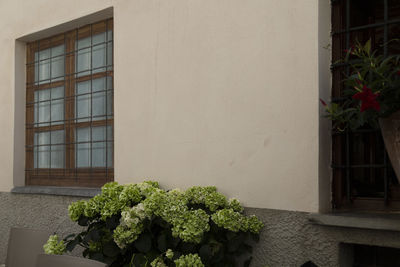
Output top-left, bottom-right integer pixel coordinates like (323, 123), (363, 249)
(186, 186), (217, 205)
(165, 249), (174, 259)
(228, 198), (243, 212)
(84, 194), (104, 219)
(113, 222), (144, 249)
(43, 235), (66, 255)
(101, 182), (124, 199)
(137, 181), (161, 197)
(119, 184), (142, 205)
(88, 241), (101, 252)
(211, 208), (244, 232)
(185, 186), (228, 211)
(174, 254), (204, 267)
(150, 257), (167, 267)
(101, 198), (126, 220)
(173, 209), (210, 243)
(204, 191), (228, 211)
(211, 208), (264, 234)
(142, 189), (209, 244)
(247, 215), (264, 234)
(68, 200), (86, 222)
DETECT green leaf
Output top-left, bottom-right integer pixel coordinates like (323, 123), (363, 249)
(65, 238), (80, 252)
(103, 241), (120, 257)
(132, 253), (147, 267)
(199, 244), (213, 261)
(168, 236), (180, 249)
(78, 216), (89, 226)
(106, 215), (120, 230)
(134, 233), (152, 253)
(90, 252), (104, 262)
(157, 233), (167, 252)
(243, 257), (252, 267)
(63, 233), (76, 241)
(364, 39), (371, 54)
(226, 231), (237, 241)
(227, 234), (244, 253)
(180, 242), (196, 253)
(250, 233), (260, 242)
(90, 229), (102, 242)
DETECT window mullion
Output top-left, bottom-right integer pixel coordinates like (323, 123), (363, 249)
(26, 44), (36, 184)
(65, 30), (76, 173)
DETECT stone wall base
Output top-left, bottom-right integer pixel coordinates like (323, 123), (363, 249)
(2, 192), (400, 266)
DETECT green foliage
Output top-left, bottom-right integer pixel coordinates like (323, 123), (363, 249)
(47, 181), (264, 267)
(322, 39), (400, 130)
(43, 235), (66, 255)
(174, 254), (204, 267)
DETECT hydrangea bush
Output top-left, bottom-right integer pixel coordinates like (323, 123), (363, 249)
(44, 181), (264, 267)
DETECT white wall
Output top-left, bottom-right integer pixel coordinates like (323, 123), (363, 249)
(0, 0), (330, 212)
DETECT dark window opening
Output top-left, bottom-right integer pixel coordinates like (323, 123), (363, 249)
(341, 243), (400, 267)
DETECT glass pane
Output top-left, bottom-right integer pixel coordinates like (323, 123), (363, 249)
(35, 49), (49, 84)
(34, 86), (64, 126)
(75, 77), (112, 122)
(75, 31), (113, 77)
(75, 126), (112, 168)
(107, 77), (113, 115)
(76, 80), (91, 122)
(107, 30), (113, 71)
(388, 24), (400, 55)
(76, 36), (91, 77)
(92, 32), (106, 73)
(389, 0), (400, 20)
(35, 45), (64, 84)
(34, 130), (65, 168)
(51, 56), (64, 81)
(76, 127), (90, 168)
(51, 87), (64, 124)
(349, 0), (384, 28)
(92, 43), (106, 73)
(35, 90), (50, 126)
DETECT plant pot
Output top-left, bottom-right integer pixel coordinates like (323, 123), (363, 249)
(379, 110), (400, 183)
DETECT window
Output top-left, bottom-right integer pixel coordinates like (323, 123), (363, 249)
(341, 244), (400, 266)
(25, 19), (114, 187)
(331, 1), (400, 210)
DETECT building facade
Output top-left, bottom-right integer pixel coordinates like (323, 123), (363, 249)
(0, 0), (399, 266)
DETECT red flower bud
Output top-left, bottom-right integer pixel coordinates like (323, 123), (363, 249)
(344, 45), (355, 54)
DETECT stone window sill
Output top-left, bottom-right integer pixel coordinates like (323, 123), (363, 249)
(308, 212), (400, 232)
(11, 186), (100, 198)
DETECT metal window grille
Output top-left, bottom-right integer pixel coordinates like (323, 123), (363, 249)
(331, 0), (400, 210)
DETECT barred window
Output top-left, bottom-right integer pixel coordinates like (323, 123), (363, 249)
(331, 0), (400, 210)
(25, 19), (114, 187)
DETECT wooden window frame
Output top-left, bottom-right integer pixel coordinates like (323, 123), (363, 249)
(331, 0), (400, 211)
(25, 19), (114, 187)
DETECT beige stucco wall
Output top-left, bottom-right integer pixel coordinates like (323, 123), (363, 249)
(0, 0), (331, 212)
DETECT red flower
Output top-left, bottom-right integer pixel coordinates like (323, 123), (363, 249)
(344, 45), (355, 54)
(352, 85), (380, 112)
(320, 98), (327, 106)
